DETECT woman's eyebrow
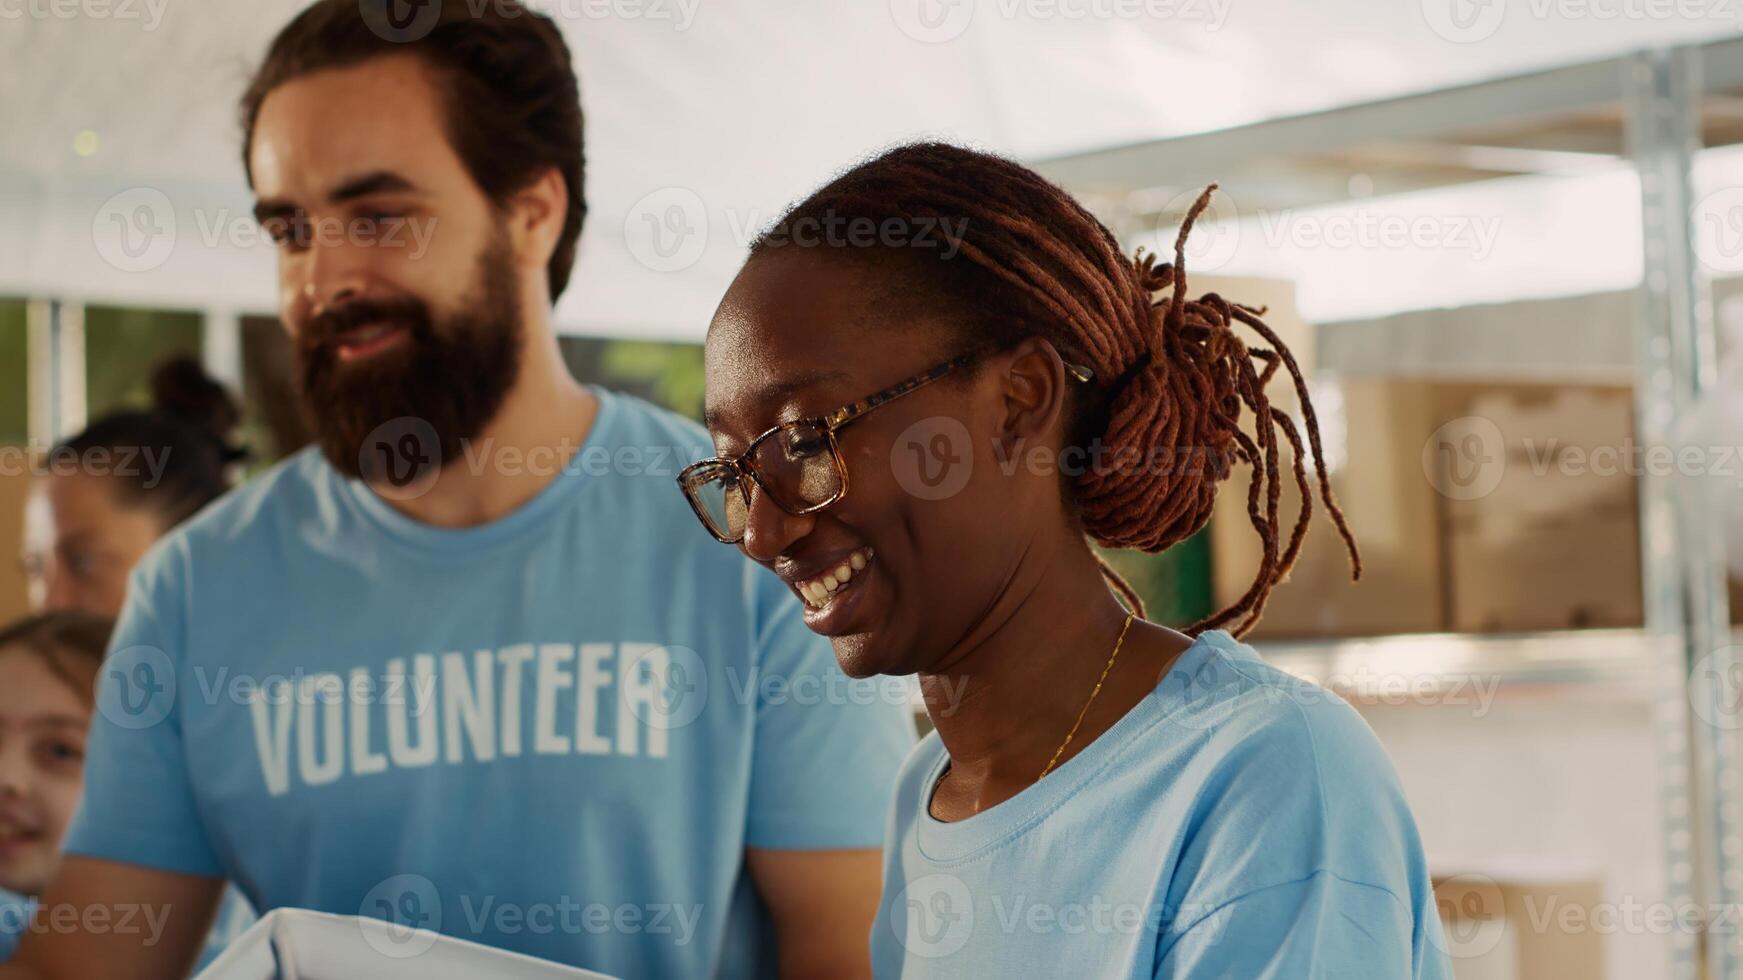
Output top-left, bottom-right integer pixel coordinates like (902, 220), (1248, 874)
(750, 370), (852, 406)
(703, 370), (851, 430)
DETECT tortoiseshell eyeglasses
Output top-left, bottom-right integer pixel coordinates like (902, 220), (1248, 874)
(677, 351), (987, 544)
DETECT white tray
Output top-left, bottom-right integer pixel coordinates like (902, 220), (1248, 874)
(193, 908), (619, 980)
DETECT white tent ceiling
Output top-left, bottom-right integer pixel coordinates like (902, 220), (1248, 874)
(0, 0), (1736, 339)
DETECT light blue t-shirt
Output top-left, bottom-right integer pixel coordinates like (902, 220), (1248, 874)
(64, 387), (915, 978)
(0, 890), (27, 962)
(873, 628), (1451, 979)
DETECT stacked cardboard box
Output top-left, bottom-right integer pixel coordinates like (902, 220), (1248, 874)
(1209, 373), (1647, 638)
(1437, 385), (1641, 633)
(1432, 865), (1607, 980)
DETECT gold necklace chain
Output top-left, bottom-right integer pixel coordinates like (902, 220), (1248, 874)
(1038, 611), (1136, 781)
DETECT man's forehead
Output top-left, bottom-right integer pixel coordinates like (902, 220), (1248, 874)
(248, 55), (448, 196)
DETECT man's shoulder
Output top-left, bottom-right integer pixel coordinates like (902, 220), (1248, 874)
(592, 387), (713, 461)
(136, 446), (338, 583)
(183, 445), (335, 544)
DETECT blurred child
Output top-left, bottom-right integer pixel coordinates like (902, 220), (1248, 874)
(0, 612), (111, 962)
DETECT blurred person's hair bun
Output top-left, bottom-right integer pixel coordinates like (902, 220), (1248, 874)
(54, 355), (250, 528)
(149, 356), (250, 465)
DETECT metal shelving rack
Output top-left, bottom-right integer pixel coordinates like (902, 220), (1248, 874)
(1034, 38), (1743, 980)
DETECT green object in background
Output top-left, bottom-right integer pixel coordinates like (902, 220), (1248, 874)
(0, 299), (26, 445)
(84, 305), (203, 418)
(560, 336), (706, 422)
(1097, 527), (1214, 630)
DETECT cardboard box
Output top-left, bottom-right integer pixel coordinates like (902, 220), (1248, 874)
(195, 908), (618, 980)
(1438, 385), (1643, 633)
(1211, 377), (1445, 639)
(1432, 863), (1606, 980)
(1211, 376), (1650, 638)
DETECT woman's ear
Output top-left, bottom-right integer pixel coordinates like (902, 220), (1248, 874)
(992, 337), (1070, 461)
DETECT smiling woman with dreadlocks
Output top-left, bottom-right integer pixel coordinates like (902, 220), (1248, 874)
(683, 142), (1450, 978)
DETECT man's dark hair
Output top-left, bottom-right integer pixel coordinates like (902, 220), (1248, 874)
(239, 0), (586, 300)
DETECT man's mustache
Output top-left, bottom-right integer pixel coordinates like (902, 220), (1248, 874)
(303, 297), (432, 351)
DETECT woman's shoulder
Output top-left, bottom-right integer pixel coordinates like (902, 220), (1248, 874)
(1153, 631), (1432, 916)
(1164, 630), (1385, 765)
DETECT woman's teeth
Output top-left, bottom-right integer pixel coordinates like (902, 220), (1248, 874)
(798, 547), (874, 609)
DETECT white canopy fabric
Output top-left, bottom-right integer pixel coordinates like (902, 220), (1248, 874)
(0, 0), (1734, 338)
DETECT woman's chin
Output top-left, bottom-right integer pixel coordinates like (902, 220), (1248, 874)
(828, 632), (903, 680)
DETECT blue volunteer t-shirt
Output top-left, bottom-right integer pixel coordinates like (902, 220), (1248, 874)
(64, 387), (915, 978)
(873, 628), (1452, 979)
(0, 890), (28, 962)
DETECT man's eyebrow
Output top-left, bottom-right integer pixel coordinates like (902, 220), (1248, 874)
(703, 370), (853, 433)
(252, 171), (423, 224)
(329, 170), (419, 202)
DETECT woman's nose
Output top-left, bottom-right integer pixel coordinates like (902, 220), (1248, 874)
(739, 483), (817, 564)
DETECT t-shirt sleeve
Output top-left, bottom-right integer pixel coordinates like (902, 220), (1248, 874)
(742, 560), (916, 849)
(61, 541), (224, 877)
(1152, 669), (1451, 979)
(1155, 871), (1424, 979)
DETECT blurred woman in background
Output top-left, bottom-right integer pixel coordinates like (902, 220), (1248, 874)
(21, 358), (245, 617)
(11, 357), (255, 967)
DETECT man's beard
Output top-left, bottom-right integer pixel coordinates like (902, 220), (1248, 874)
(294, 235), (523, 483)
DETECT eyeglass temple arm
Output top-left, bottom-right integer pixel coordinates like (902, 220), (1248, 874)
(822, 351), (981, 431)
